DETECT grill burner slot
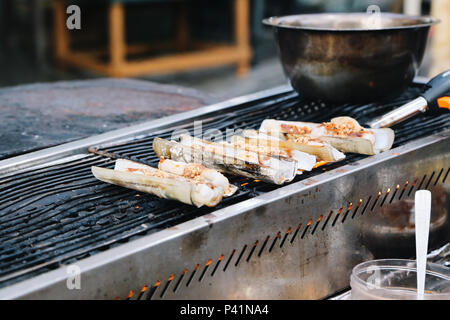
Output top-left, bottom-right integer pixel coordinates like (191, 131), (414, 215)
(0, 83), (449, 293)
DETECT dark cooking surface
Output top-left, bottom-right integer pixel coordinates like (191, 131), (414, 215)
(0, 83), (449, 288)
(0, 78), (217, 160)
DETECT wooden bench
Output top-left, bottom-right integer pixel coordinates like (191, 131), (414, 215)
(52, 0), (252, 77)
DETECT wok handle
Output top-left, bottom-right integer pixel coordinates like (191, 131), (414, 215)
(421, 70), (450, 111)
(367, 70), (450, 128)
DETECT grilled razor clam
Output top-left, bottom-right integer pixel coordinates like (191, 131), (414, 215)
(228, 135), (316, 172)
(260, 117), (395, 155)
(242, 129), (345, 162)
(91, 159), (224, 207)
(241, 129), (281, 141)
(153, 136), (297, 185)
(158, 158), (237, 197)
(179, 135), (299, 183)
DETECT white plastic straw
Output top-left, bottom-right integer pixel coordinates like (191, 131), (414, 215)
(415, 190), (431, 300)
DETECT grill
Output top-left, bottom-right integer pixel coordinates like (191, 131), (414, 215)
(0, 81), (449, 299)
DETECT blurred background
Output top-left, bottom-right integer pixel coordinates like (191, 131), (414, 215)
(0, 0), (449, 100)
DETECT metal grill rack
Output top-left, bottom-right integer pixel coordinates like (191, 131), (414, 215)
(0, 83), (449, 299)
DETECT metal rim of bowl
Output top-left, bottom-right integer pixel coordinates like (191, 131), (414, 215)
(262, 12), (440, 32)
(351, 258), (450, 298)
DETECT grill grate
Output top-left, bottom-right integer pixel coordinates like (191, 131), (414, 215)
(0, 84), (449, 288)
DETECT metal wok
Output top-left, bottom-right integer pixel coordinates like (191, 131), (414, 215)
(263, 13), (439, 103)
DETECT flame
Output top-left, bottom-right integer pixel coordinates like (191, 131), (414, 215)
(386, 188), (391, 194)
(205, 259), (212, 267)
(154, 279), (161, 287)
(168, 274), (174, 281)
(218, 255), (224, 261)
(253, 180), (261, 182)
(127, 290), (134, 299)
(347, 202), (353, 211)
(313, 161), (328, 169)
(307, 218), (312, 226)
(241, 182), (249, 186)
(317, 215), (323, 222)
(140, 285), (148, 293)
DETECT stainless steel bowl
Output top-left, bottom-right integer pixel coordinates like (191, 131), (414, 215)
(263, 13), (439, 103)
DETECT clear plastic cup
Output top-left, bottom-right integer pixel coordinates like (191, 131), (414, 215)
(350, 259), (450, 300)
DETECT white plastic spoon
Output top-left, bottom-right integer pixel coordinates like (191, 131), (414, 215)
(415, 190), (432, 300)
